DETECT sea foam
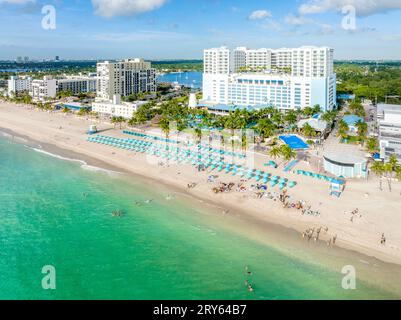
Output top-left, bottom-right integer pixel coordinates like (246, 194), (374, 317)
(31, 147), (121, 176)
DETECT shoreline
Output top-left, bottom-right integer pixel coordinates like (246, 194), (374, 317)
(1, 102), (401, 270)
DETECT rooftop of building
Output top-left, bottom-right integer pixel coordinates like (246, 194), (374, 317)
(206, 45), (333, 51)
(323, 138), (367, 166)
(297, 117), (329, 132)
(377, 103), (401, 115)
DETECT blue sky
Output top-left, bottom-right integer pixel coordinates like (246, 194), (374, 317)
(0, 0), (401, 60)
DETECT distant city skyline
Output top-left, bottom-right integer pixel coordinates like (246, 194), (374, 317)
(0, 0), (400, 60)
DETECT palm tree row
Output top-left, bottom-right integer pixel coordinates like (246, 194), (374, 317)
(370, 155), (401, 192)
(269, 144), (297, 162)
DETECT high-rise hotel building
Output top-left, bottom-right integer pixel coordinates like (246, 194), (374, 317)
(96, 58), (156, 101)
(202, 46), (336, 112)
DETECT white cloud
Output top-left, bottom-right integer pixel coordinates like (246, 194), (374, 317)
(284, 13), (311, 26)
(92, 0), (167, 18)
(299, 0), (401, 17)
(248, 10), (272, 20)
(0, 0), (35, 4)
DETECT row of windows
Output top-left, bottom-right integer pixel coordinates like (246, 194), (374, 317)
(237, 79), (285, 85)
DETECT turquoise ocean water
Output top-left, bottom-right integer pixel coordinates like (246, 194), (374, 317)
(0, 134), (397, 300)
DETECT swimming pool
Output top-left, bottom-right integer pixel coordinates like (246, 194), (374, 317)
(279, 135), (309, 150)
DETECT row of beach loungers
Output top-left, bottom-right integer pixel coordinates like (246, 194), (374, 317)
(123, 130), (180, 144)
(87, 134), (297, 190)
(296, 170), (338, 183)
(123, 130), (245, 160)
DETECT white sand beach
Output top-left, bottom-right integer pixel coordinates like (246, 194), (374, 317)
(1, 101), (401, 267)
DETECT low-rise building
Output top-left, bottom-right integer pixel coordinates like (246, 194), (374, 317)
(92, 95), (145, 119)
(377, 103), (401, 161)
(297, 115), (329, 134)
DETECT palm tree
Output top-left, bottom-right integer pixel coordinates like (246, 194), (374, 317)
(302, 123), (316, 138)
(388, 154), (398, 171)
(159, 116), (170, 138)
(371, 161), (385, 190)
(337, 120), (349, 140)
(280, 145), (297, 162)
(395, 166), (401, 183)
(111, 116), (118, 128)
(312, 104), (321, 115)
(384, 162), (394, 192)
(321, 110), (338, 124)
(256, 118), (276, 140)
(285, 110), (298, 130)
(193, 128), (202, 143)
(117, 116), (125, 129)
(269, 146), (281, 159)
(356, 121), (368, 144)
(366, 137), (379, 153)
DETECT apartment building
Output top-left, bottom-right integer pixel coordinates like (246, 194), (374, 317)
(7, 76), (32, 96)
(96, 59), (156, 101)
(28, 75), (97, 102)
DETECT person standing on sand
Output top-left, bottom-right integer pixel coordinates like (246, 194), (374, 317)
(381, 233), (386, 245)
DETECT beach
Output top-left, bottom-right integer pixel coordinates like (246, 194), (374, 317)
(1, 101), (401, 270)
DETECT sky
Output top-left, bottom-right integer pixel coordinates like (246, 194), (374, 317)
(0, 0), (401, 60)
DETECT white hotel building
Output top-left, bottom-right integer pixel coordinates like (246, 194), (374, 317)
(7, 76), (32, 96)
(29, 75), (97, 102)
(202, 46), (336, 112)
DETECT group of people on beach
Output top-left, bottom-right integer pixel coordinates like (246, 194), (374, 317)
(346, 208), (362, 223)
(301, 226), (336, 246)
